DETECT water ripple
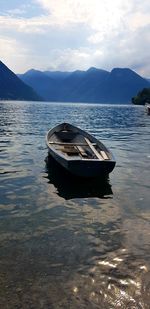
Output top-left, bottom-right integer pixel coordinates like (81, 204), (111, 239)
(0, 101), (149, 308)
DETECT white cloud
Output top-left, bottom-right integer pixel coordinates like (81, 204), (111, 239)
(0, 35), (29, 72)
(46, 48), (92, 71)
(0, 0), (149, 35)
(128, 12), (150, 30)
(35, 0), (127, 29)
(0, 15), (53, 33)
(0, 0), (149, 76)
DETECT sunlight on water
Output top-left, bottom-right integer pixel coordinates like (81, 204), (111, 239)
(0, 101), (150, 308)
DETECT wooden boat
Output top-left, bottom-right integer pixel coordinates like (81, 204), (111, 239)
(145, 103), (150, 115)
(46, 123), (116, 177)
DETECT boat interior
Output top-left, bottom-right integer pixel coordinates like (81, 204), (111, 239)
(48, 129), (110, 160)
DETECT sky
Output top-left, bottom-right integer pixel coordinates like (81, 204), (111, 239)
(0, 0), (150, 77)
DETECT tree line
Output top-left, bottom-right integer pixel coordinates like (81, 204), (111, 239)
(132, 87), (150, 105)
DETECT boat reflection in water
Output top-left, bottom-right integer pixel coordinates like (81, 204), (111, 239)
(45, 155), (113, 200)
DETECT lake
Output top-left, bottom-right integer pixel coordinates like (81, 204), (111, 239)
(0, 101), (150, 308)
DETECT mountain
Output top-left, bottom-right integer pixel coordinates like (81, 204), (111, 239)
(87, 68), (150, 103)
(19, 67), (150, 103)
(18, 69), (58, 101)
(77, 68), (109, 103)
(64, 67), (109, 102)
(18, 69), (76, 101)
(44, 70), (72, 80)
(0, 61), (42, 101)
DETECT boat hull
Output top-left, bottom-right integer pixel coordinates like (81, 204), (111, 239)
(145, 103), (150, 115)
(46, 123), (116, 178)
(147, 107), (150, 115)
(68, 158), (115, 177)
(48, 150), (115, 177)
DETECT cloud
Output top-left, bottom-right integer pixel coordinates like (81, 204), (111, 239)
(35, 0), (149, 31)
(1, 1), (149, 35)
(0, 0), (149, 76)
(46, 48), (93, 71)
(0, 35), (29, 72)
(0, 15), (53, 34)
(35, 0), (127, 29)
(128, 12), (150, 30)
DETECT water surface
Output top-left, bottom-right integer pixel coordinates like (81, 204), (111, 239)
(0, 101), (150, 308)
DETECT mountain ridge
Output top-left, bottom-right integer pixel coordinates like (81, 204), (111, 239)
(0, 60), (149, 103)
(18, 66), (149, 103)
(0, 61), (42, 101)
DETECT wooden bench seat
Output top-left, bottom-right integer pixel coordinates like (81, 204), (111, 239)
(84, 137), (103, 160)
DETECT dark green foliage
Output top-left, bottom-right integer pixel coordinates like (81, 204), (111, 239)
(132, 88), (150, 105)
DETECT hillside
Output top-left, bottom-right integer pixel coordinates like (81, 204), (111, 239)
(0, 61), (42, 101)
(19, 67), (150, 103)
(132, 88), (150, 105)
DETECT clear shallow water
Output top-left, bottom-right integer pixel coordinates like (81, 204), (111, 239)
(0, 101), (150, 308)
